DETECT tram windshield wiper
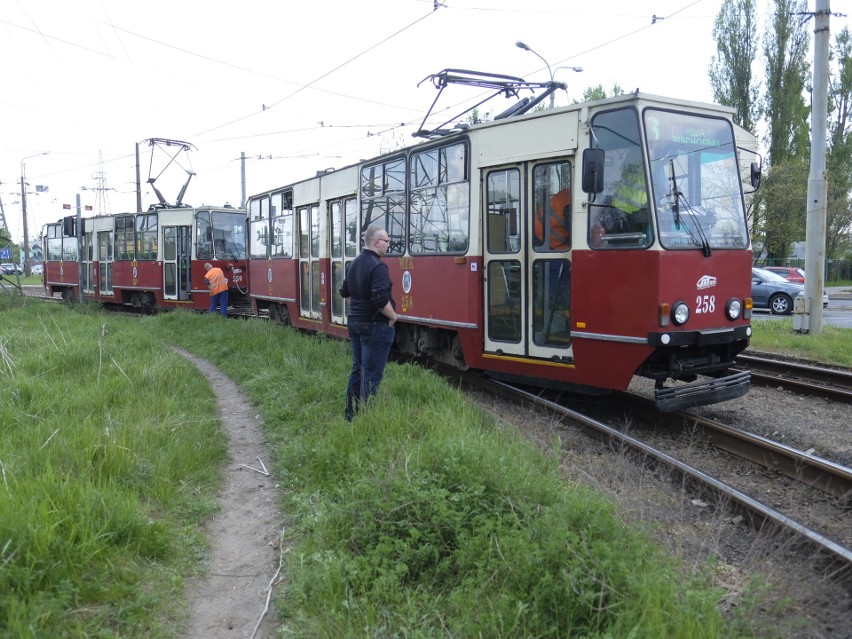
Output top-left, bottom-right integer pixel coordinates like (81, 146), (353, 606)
(667, 159), (712, 257)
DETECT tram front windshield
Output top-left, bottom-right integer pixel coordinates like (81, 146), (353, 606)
(645, 109), (749, 250)
(197, 210), (247, 260)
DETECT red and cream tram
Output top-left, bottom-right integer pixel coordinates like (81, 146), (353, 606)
(43, 206), (248, 311)
(247, 87), (758, 411)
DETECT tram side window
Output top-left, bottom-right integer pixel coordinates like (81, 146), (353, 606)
(115, 216), (135, 260)
(270, 190), (294, 258)
(46, 224), (62, 260)
(196, 211), (214, 259)
(486, 169), (521, 254)
(249, 196), (270, 259)
(410, 142), (469, 254)
(588, 109), (653, 249)
(345, 197), (358, 257)
(136, 213), (158, 260)
(272, 211), (293, 258)
(361, 158), (405, 254)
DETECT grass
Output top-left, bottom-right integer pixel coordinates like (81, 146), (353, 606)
(749, 318), (852, 367)
(1, 294), (810, 637)
(0, 296), (226, 638)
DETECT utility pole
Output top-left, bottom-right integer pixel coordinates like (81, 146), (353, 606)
(802, 0), (830, 334)
(241, 151), (246, 208)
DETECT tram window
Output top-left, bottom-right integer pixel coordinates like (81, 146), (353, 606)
(532, 162), (571, 252)
(272, 211), (293, 258)
(196, 211), (214, 259)
(486, 169), (521, 254)
(250, 218), (270, 259)
(211, 211), (248, 260)
(298, 207), (310, 258)
(331, 201), (342, 258)
(310, 204), (322, 258)
(61, 237), (78, 262)
(587, 109), (653, 250)
(46, 224), (61, 260)
(135, 213), (158, 260)
(361, 158), (405, 254)
(487, 260), (522, 343)
(115, 216), (135, 260)
(344, 197), (358, 257)
(410, 142), (469, 255)
(532, 260), (571, 347)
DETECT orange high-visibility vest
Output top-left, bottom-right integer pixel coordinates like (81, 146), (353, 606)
(205, 267), (228, 296)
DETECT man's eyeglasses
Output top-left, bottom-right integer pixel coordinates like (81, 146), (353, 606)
(377, 238), (390, 244)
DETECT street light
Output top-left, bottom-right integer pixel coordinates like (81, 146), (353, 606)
(21, 152), (49, 276)
(516, 40), (559, 108)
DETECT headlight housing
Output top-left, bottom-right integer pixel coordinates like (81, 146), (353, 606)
(725, 298), (742, 320)
(671, 301), (690, 326)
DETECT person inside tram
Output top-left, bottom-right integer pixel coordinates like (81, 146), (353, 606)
(609, 147), (650, 235)
(533, 187), (571, 250)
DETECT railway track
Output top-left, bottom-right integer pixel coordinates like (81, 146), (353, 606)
(735, 352), (852, 402)
(458, 372), (852, 582)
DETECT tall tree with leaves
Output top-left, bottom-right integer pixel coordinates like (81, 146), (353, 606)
(709, 0), (760, 132)
(826, 27), (852, 263)
(760, 0), (811, 261)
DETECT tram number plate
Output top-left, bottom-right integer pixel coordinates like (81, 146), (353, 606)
(695, 295), (716, 314)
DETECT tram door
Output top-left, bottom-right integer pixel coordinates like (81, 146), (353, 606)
(483, 161), (572, 360)
(484, 166), (525, 356)
(298, 204), (322, 320)
(82, 232), (94, 294)
(527, 161), (572, 359)
(163, 226), (191, 301)
(97, 231), (113, 296)
(328, 197), (358, 325)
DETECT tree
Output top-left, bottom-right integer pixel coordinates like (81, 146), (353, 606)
(826, 27), (852, 263)
(759, 0), (811, 261)
(709, 0), (761, 132)
(575, 83), (624, 103)
(763, 0), (811, 164)
(758, 158), (809, 260)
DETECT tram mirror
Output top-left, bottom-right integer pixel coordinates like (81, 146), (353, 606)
(581, 148), (605, 194)
(750, 161), (762, 189)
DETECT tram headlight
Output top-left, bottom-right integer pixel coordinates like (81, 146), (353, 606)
(725, 298), (742, 320)
(671, 301), (690, 326)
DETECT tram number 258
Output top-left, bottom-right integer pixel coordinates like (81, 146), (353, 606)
(695, 295), (716, 314)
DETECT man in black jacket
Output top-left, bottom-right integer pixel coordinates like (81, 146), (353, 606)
(340, 224), (398, 421)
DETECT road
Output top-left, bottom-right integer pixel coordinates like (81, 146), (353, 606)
(752, 294), (852, 329)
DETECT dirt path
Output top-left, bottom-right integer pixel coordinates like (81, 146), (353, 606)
(176, 349), (284, 639)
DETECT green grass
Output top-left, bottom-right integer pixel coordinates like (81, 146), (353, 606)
(1, 295), (772, 637)
(749, 318), (852, 367)
(0, 297), (226, 638)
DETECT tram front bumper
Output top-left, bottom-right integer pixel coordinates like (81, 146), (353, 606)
(654, 370), (750, 412)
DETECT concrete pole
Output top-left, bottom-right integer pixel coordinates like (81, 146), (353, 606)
(136, 143), (143, 213)
(76, 193), (84, 303)
(241, 151), (246, 208)
(803, 0), (830, 334)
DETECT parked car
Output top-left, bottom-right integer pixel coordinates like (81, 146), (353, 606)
(751, 268), (828, 314)
(762, 266), (806, 284)
(31, 264), (44, 275)
(1, 263), (23, 275)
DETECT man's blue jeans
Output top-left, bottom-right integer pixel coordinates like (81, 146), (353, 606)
(209, 290), (229, 316)
(346, 320), (395, 421)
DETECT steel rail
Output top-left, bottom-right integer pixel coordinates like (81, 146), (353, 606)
(492, 380), (852, 575)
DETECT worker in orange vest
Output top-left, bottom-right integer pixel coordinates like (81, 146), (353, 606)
(204, 262), (229, 316)
(534, 188), (571, 250)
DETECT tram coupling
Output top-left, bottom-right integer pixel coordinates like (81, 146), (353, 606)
(654, 370), (751, 412)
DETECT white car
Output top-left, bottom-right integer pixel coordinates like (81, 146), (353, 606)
(31, 264), (44, 275)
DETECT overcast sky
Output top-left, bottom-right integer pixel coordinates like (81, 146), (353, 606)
(2, 0), (850, 244)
